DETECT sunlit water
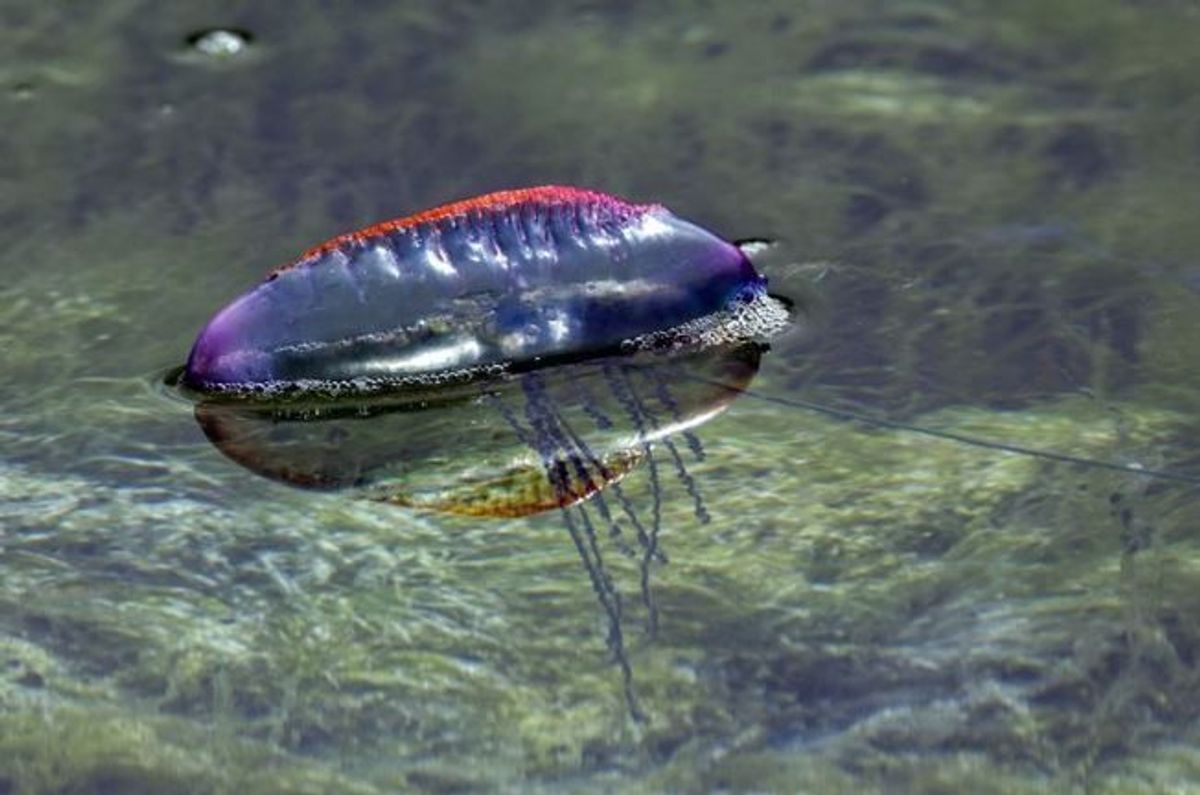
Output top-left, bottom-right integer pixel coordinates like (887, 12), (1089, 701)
(3, 2), (1200, 792)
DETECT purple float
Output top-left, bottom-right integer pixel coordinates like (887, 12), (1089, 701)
(183, 186), (789, 396)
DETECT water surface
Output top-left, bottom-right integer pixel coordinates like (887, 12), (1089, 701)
(3, 2), (1200, 792)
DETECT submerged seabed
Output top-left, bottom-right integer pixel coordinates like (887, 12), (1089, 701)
(4, 1), (1200, 793)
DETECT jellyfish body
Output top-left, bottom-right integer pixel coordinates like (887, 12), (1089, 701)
(183, 186), (781, 394)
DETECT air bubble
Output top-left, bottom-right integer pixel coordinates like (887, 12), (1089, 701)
(185, 28), (253, 59)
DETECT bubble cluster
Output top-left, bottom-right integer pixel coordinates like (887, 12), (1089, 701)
(623, 289), (794, 354)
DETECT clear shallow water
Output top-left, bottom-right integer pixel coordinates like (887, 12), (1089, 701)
(3, 2), (1200, 792)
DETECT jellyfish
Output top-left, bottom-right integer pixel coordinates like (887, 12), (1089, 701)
(178, 185), (1200, 723)
(179, 186), (795, 719)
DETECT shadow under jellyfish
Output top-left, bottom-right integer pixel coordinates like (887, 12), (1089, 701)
(177, 186), (795, 718)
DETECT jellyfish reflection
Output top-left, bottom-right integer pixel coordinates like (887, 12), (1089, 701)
(194, 342), (758, 515)
(192, 342), (763, 718)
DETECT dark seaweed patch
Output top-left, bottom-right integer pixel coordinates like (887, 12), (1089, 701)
(1043, 123), (1119, 189)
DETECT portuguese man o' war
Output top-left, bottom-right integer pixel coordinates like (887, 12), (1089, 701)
(176, 185), (1200, 721)
(176, 184), (1200, 724)
(178, 186), (795, 720)
(182, 186), (790, 396)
